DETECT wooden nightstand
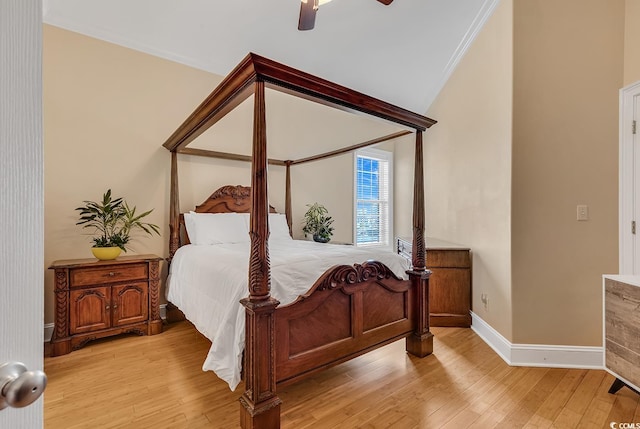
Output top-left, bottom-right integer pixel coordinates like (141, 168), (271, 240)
(49, 254), (163, 357)
(397, 237), (471, 327)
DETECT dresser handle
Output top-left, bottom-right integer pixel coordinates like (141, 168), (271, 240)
(105, 305), (110, 310)
(108, 272), (116, 277)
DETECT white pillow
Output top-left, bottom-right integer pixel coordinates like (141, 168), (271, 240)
(183, 212), (198, 243)
(185, 212), (249, 245)
(232, 212), (291, 241)
(269, 213), (292, 241)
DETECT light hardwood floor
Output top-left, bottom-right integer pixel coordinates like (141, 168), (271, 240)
(44, 321), (640, 428)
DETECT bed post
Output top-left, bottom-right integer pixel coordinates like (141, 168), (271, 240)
(169, 151), (180, 261)
(285, 161), (292, 236)
(239, 80), (282, 429)
(405, 130), (434, 357)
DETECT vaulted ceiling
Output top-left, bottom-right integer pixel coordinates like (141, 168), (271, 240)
(43, 0), (498, 115)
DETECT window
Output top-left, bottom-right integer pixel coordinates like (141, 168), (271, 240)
(354, 148), (392, 247)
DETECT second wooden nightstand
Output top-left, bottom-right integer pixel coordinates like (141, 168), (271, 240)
(397, 237), (471, 327)
(49, 254), (163, 357)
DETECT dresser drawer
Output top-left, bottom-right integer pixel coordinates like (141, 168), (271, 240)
(70, 263), (148, 287)
(605, 278), (640, 390)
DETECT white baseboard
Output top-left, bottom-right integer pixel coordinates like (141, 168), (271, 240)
(44, 307), (602, 369)
(470, 312), (603, 369)
(44, 304), (168, 343)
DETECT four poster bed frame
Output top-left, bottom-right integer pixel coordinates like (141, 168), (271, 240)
(163, 53), (437, 429)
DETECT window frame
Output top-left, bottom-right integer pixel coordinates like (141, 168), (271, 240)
(353, 147), (393, 249)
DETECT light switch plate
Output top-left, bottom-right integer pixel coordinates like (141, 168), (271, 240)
(577, 205), (589, 221)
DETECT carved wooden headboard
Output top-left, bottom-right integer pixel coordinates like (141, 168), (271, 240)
(179, 185), (277, 246)
(193, 185), (276, 214)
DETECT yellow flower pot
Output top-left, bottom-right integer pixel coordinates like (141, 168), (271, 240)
(91, 247), (122, 260)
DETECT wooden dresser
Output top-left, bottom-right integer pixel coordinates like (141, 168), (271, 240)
(49, 254), (163, 357)
(397, 237), (471, 327)
(603, 275), (640, 394)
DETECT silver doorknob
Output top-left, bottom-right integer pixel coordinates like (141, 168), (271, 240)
(0, 362), (47, 410)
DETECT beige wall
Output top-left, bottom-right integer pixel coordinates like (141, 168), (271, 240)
(512, 0), (624, 345)
(624, 0), (640, 85)
(400, 0), (625, 346)
(43, 25), (400, 324)
(397, 0), (514, 338)
(44, 25), (222, 323)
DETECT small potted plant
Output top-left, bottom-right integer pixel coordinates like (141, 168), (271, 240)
(76, 189), (160, 260)
(302, 203), (334, 243)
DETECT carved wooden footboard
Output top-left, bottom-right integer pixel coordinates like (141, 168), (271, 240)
(275, 261), (414, 386)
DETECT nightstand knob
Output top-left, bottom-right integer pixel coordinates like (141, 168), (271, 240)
(105, 305), (110, 310)
(108, 272), (115, 277)
(0, 362), (47, 410)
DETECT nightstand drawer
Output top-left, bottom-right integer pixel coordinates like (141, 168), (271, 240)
(426, 250), (470, 268)
(70, 263), (148, 287)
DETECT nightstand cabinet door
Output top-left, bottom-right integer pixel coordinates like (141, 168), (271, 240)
(112, 282), (148, 327)
(428, 260), (471, 317)
(70, 286), (111, 334)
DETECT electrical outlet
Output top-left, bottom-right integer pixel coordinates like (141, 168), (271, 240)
(480, 293), (489, 310)
(577, 205), (589, 221)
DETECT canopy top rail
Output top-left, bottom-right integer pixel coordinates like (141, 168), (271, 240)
(175, 130), (412, 167)
(162, 53), (437, 153)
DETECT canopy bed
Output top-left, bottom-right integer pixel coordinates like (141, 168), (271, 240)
(163, 53), (437, 429)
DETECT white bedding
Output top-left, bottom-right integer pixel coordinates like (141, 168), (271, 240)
(166, 239), (410, 390)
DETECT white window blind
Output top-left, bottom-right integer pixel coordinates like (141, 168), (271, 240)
(354, 148), (392, 247)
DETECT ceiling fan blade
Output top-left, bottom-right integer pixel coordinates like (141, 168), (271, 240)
(298, 1), (317, 31)
(377, 0), (394, 4)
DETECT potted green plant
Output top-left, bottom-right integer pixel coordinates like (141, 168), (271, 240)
(302, 203), (334, 243)
(76, 189), (160, 260)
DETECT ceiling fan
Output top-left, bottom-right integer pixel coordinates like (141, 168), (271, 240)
(298, 0), (394, 31)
